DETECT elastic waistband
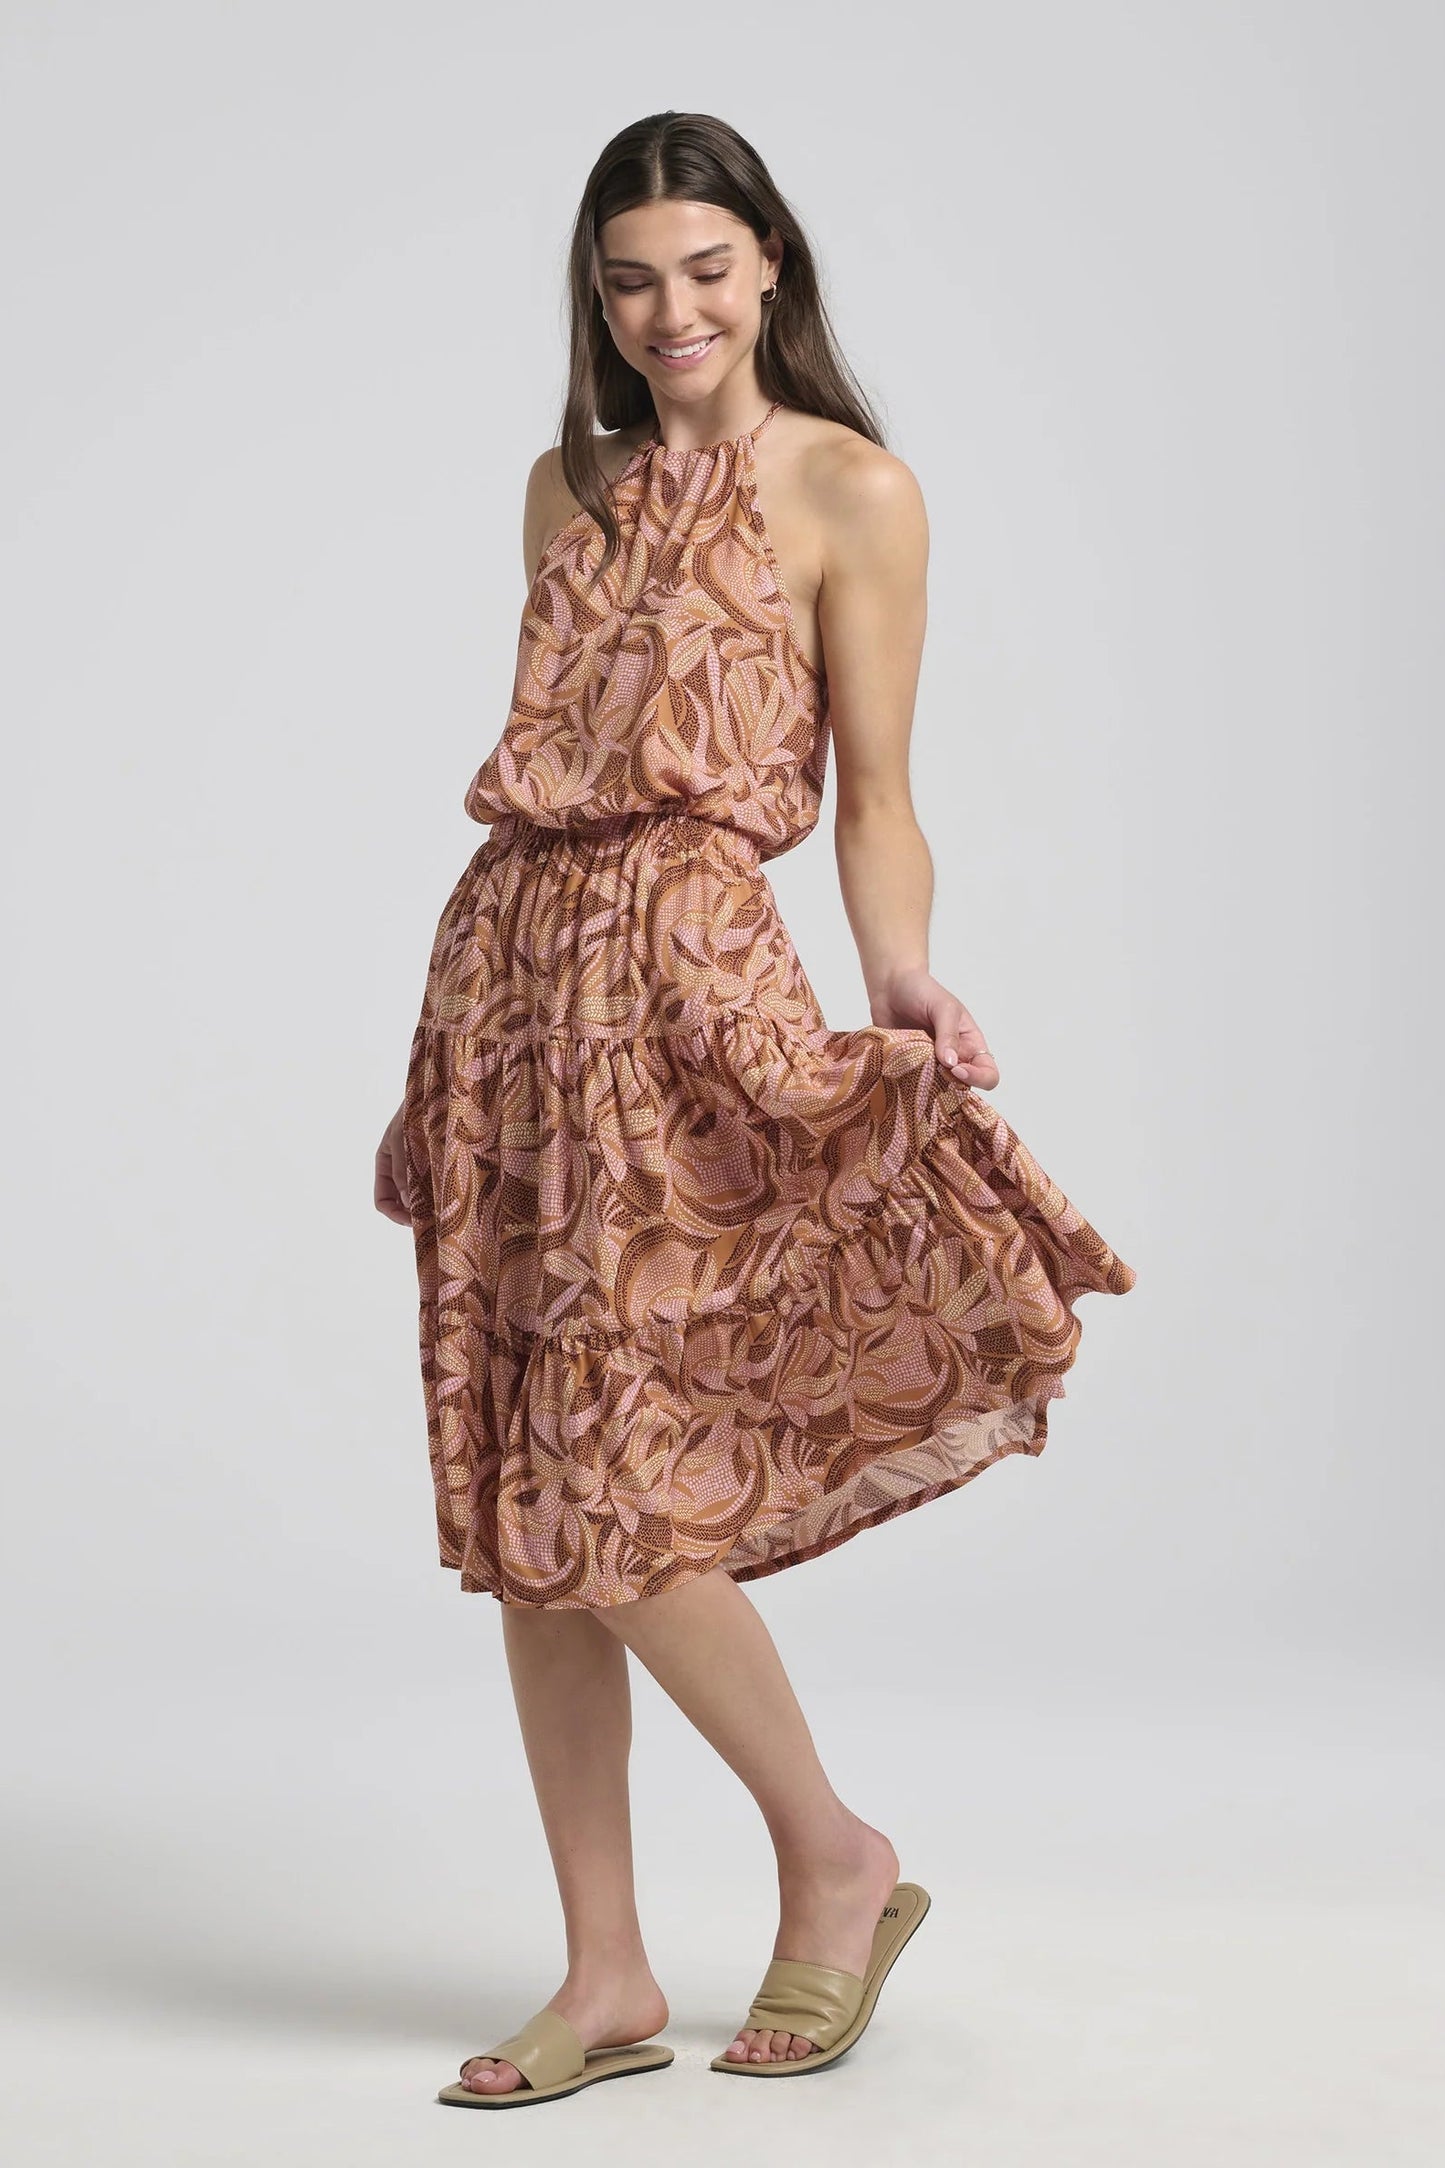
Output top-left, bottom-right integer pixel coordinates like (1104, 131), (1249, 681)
(483, 808), (762, 866)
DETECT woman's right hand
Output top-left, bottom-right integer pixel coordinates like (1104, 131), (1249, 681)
(375, 1099), (415, 1227)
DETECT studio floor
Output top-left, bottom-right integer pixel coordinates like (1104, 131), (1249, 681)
(4, 1652), (1440, 2167)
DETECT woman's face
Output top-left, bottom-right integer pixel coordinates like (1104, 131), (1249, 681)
(593, 198), (779, 405)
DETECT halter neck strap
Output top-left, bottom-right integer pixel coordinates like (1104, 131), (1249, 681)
(640, 399), (783, 457)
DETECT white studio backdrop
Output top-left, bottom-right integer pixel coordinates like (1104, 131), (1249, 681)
(1, 4), (1440, 2164)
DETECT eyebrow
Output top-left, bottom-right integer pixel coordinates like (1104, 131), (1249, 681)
(599, 242), (735, 271)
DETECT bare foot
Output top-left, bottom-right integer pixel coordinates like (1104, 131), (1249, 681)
(721, 1816), (901, 2065)
(460, 1967), (669, 2096)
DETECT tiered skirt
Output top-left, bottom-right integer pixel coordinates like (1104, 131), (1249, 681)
(401, 808), (1136, 1607)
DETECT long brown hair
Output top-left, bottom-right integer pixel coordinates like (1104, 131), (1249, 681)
(559, 111), (886, 573)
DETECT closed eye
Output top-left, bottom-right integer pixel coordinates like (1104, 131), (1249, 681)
(611, 272), (729, 294)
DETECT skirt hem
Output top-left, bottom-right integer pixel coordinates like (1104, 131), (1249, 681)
(441, 1391), (1058, 1607)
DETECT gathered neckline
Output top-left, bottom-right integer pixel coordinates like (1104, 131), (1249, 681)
(632, 399), (783, 463)
(531, 401), (821, 692)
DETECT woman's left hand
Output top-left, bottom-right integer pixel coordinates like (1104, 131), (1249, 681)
(870, 965), (1000, 1090)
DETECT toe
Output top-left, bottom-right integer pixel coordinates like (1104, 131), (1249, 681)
(722, 2024), (820, 2064)
(461, 2056), (523, 2093)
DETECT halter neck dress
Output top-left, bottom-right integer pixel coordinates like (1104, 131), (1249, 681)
(401, 400), (1136, 1608)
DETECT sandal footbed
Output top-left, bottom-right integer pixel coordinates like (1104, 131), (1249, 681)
(710, 1880), (931, 2076)
(441, 2004), (673, 2107)
(439, 2042), (674, 2107)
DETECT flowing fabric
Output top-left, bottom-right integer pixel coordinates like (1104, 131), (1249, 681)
(401, 404), (1136, 1607)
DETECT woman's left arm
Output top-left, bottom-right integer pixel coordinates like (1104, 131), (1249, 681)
(816, 441), (1000, 1091)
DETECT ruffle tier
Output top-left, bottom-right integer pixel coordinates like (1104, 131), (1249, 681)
(402, 1005), (1136, 1608)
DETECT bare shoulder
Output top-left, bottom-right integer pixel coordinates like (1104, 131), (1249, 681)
(527, 427), (648, 511)
(521, 429), (647, 578)
(782, 415), (923, 551)
(786, 414), (927, 570)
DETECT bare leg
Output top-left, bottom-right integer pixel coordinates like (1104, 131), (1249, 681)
(458, 1605), (669, 2096)
(593, 1566), (900, 2064)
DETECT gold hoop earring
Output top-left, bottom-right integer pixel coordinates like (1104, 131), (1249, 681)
(761, 284), (778, 302)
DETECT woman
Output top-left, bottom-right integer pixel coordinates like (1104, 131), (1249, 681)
(375, 110), (1136, 2107)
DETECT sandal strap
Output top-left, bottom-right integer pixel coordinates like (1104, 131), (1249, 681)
(460, 2007), (585, 2090)
(742, 1957), (866, 2052)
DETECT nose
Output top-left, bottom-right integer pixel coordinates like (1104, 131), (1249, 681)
(650, 280), (699, 341)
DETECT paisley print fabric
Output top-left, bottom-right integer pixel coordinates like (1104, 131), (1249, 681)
(464, 402), (828, 861)
(401, 404), (1137, 1609)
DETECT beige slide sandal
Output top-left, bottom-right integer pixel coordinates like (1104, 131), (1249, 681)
(438, 2006), (674, 2109)
(710, 1880), (932, 2076)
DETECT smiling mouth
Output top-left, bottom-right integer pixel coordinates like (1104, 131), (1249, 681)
(649, 333), (720, 358)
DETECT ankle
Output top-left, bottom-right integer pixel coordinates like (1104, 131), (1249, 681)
(770, 1802), (870, 1878)
(561, 1943), (656, 1988)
